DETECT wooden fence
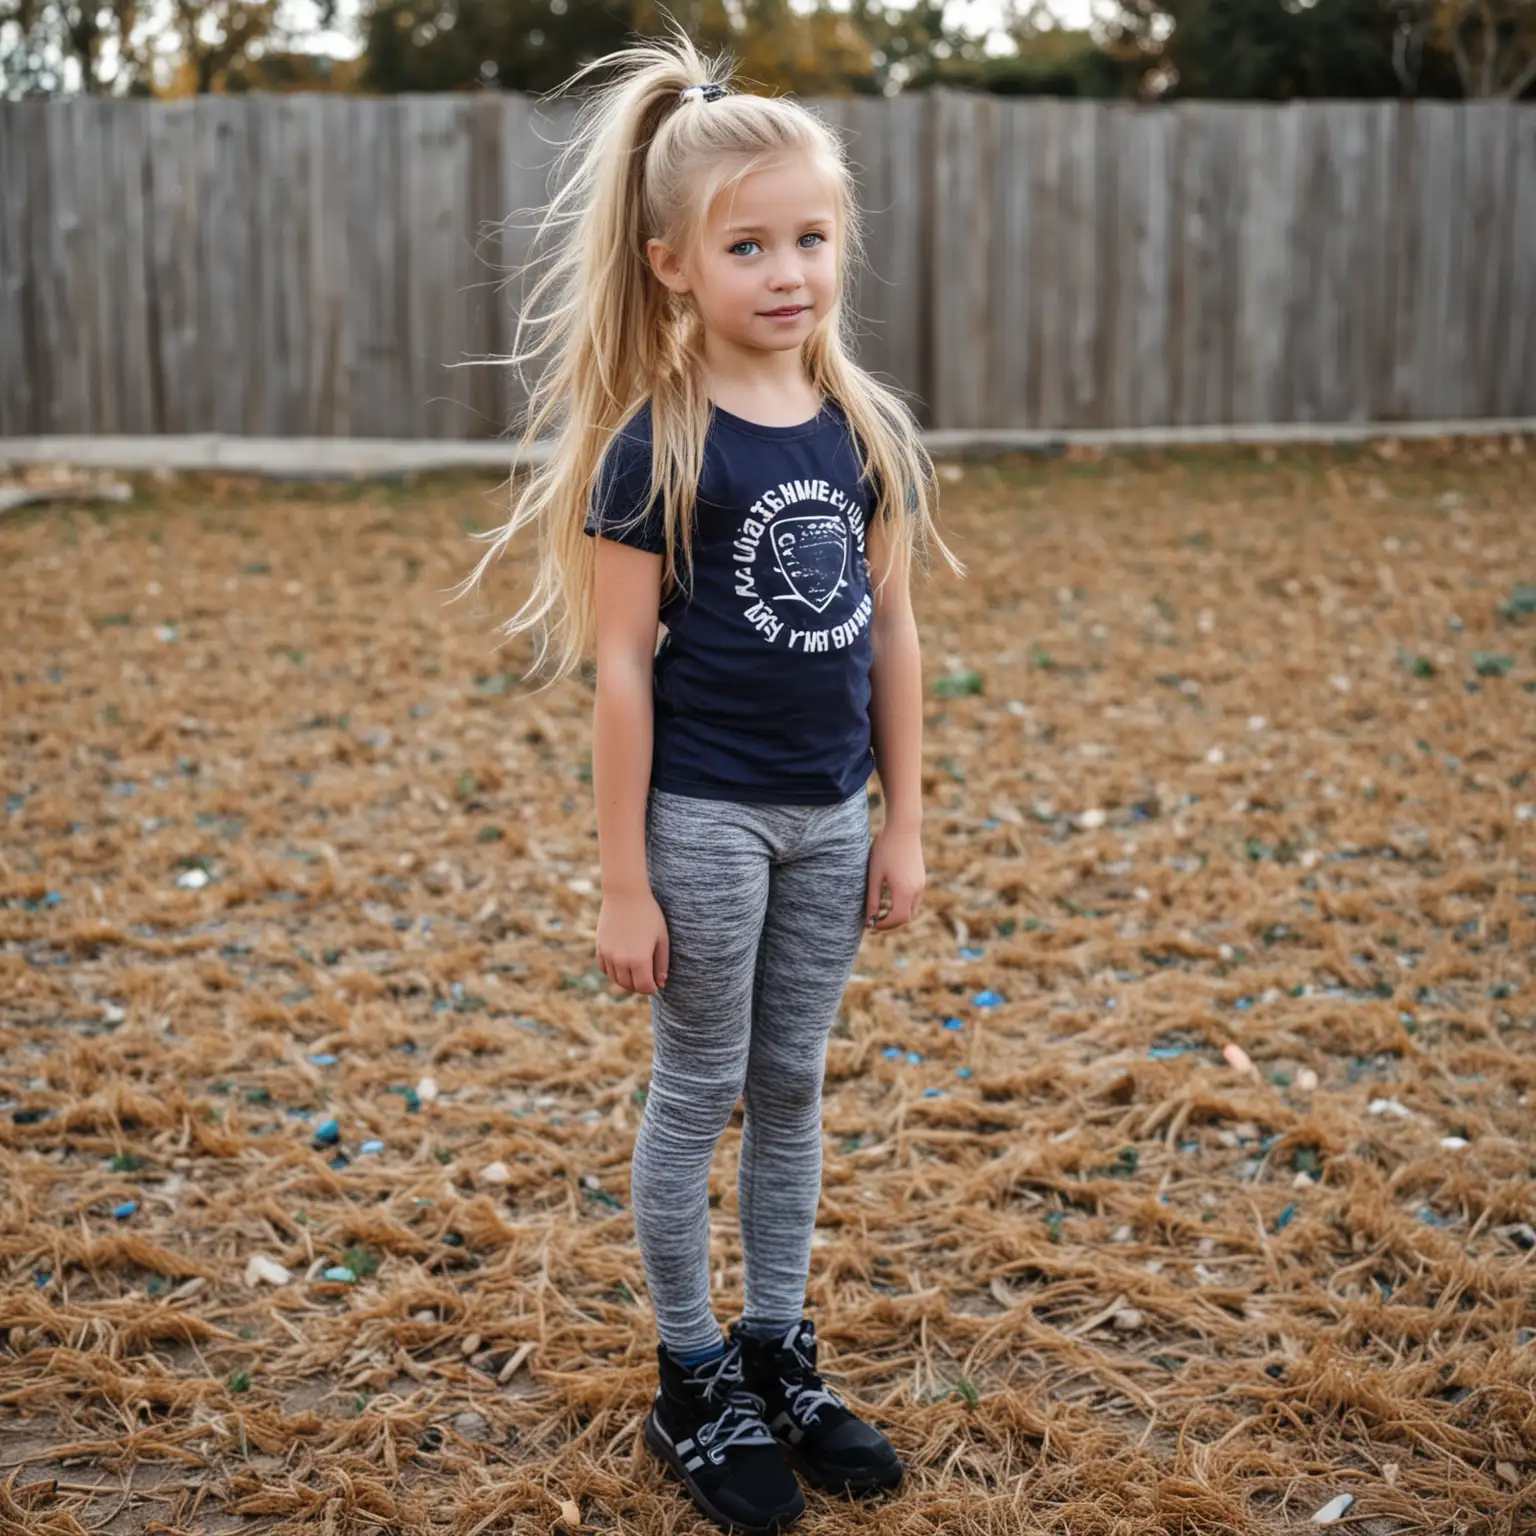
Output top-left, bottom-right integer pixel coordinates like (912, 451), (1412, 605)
(1, 94), (1533, 438)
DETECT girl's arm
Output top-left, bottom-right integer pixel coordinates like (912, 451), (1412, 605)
(592, 539), (670, 993)
(865, 516), (925, 931)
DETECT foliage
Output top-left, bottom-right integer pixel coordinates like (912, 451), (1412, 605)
(3, 0), (1532, 98)
(159, 0), (342, 94)
(0, 0), (148, 94)
(1391, 0), (1536, 98)
(0, 0), (345, 96)
(1099, 0), (1533, 100)
(356, 0), (880, 95)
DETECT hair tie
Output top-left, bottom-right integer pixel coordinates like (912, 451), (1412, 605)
(679, 82), (726, 103)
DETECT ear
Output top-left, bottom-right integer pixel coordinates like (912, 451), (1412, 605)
(646, 238), (691, 297)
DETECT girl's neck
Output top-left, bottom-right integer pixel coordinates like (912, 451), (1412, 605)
(700, 335), (821, 430)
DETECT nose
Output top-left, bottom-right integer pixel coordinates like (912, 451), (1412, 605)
(767, 252), (806, 291)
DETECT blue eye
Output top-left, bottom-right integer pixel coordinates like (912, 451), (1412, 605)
(799, 232), (825, 249)
(730, 240), (761, 257)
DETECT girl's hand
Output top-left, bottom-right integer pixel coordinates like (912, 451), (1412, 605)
(597, 888), (671, 995)
(865, 824), (925, 932)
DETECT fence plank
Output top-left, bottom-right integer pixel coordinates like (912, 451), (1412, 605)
(1502, 107), (1536, 416)
(1242, 106), (1300, 424)
(144, 101), (199, 433)
(1174, 103), (1238, 426)
(929, 91), (994, 430)
(993, 100), (1033, 430)
(1129, 106), (1174, 428)
(0, 102), (36, 434)
(1361, 102), (1400, 424)
(39, 104), (95, 436)
(1, 96), (1532, 438)
(1057, 101), (1102, 426)
(1026, 101), (1062, 427)
(197, 98), (257, 433)
(1297, 103), (1353, 422)
(1461, 104), (1513, 421)
(105, 104), (157, 433)
(308, 96), (353, 435)
(1417, 104), (1465, 421)
(465, 90), (508, 440)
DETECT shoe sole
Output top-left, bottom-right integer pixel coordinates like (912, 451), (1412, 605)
(643, 1411), (804, 1536)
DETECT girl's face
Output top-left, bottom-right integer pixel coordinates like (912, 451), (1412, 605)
(649, 154), (838, 356)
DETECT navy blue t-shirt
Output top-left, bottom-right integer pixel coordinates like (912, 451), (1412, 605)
(583, 398), (876, 806)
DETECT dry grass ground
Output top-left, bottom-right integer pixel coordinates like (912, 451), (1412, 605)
(1, 439), (1533, 1536)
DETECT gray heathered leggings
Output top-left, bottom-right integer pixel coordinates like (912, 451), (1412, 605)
(631, 786), (870, 1357)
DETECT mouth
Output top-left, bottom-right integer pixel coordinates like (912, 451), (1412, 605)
(761, 305), (809, 318)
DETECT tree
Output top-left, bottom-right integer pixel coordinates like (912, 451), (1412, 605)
(355, 0), (881, 96)
(160, 0), (339, 94)
(0, 0), (347, 96)
(1390, 0), (1536, 97)
(1100, 0), (1417, 98)
(0, 0), (148, 95)
(922, 12), (1134, 95)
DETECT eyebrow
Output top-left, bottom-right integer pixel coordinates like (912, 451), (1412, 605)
(724, 218), (834, 236)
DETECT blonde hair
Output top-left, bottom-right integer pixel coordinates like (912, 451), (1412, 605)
(455, 22), (959, 682)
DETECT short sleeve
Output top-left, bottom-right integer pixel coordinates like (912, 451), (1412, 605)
(584, 427), (664, 555)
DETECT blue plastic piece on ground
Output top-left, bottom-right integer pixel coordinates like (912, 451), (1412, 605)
(973, 990), (1003, 1008)
(959, 946), (985, 960)
(943, 1017), (964, 1031)
(1275, 1203), (1296, 1230)
(114, 1200), (138, 1220)
(34, 1271), (50, 1287)
(923, 1087), (944, 1098)
(1235, 997), (1253, 1010)
(1148, 1046), (1187, 1060)
(322, 1266), (356, 1283)
(307, 1053), (339, 1066)
(359, 1139), (384, 1155)
(956, 1066), (974, 1079)
(882, 1046), (903, 1060)
(906, 1052), (923, 1065)
(314, 1119), (341, 1145)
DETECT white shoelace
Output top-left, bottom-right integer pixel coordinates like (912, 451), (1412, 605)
(688, 1348), (776, 1460)
(776, 1324), (846, 1425)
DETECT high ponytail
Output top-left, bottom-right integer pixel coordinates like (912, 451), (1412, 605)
(453, 20), (958, 685)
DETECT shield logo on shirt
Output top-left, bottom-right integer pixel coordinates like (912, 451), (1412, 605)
(770, 515), (848, 614)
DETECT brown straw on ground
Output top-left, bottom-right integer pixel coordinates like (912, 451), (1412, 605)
(1, 439), (1532, 1534)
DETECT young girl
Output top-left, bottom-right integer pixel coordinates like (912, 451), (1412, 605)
(459, 29), (957, 1536)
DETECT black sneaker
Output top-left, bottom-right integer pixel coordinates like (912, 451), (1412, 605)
(643, 1336), (805, 1535)
(732, 1319), (903, 1495)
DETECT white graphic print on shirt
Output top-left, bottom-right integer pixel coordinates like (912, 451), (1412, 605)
(730, 476), (872, 652)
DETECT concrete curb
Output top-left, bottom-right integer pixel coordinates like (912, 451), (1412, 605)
(1, 421), (1532, 479)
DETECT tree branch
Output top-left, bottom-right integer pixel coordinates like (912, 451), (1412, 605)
(1451, 6), (1475, 94)
(1479, 0), (1496, 97)
(1392, 21), (1420, 94)
(1505, 48), (1536, 100)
